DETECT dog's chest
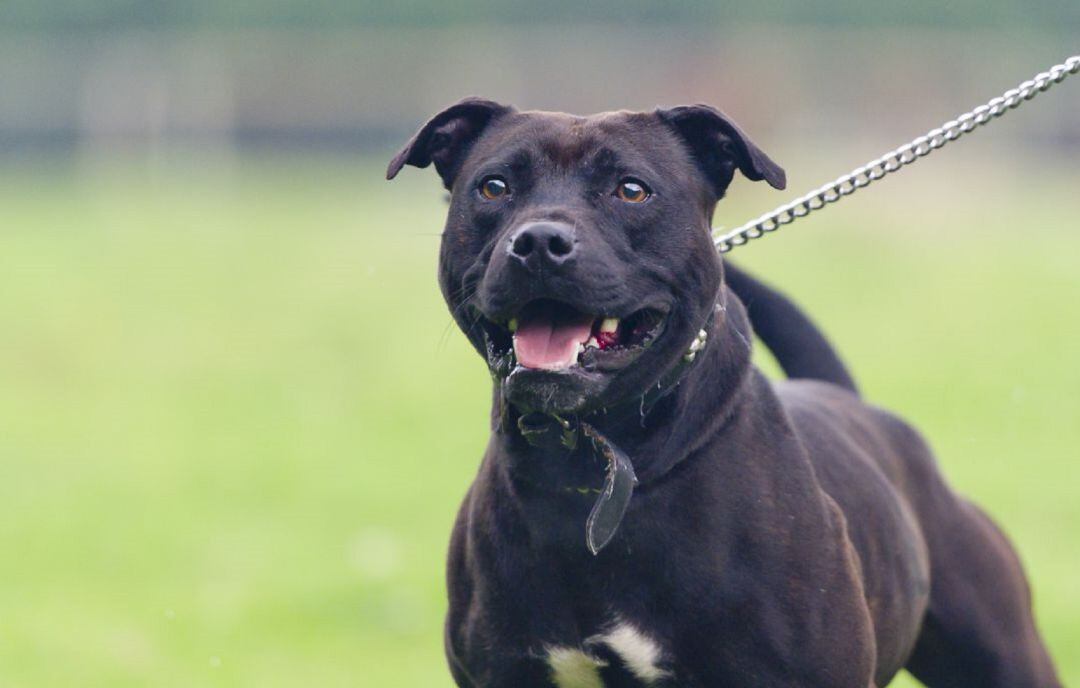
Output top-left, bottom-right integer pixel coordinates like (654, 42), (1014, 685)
(546, 622), (670, 687)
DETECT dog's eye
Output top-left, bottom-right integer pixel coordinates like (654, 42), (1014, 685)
(479, 176), (510, 200)
(615, 179), (650, 203)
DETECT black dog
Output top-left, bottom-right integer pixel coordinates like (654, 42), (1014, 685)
(387, 99), (1060, 687)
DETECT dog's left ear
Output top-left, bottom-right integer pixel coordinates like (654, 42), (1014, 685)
(657, 104), (786, 193)
(387, 97), (514, 189)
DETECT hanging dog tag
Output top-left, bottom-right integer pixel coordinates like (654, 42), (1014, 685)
(581, 423), (638, 556)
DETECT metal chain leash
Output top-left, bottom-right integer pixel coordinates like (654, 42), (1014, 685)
(713, 54), (1080, 254)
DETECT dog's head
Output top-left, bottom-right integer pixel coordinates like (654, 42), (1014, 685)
(388, 98), (784, 415)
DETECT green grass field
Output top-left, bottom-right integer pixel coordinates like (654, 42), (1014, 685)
(1, 153), (1077, 686)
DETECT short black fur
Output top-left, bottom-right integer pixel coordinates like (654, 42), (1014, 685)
(388, 98), (1060, 688)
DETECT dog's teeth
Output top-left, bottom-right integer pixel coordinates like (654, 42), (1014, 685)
(508, 318), (518, 332)
(585, 337), (600, 349)
(599, 318), (619, 333)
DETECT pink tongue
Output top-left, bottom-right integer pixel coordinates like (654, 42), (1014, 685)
(513, 312), (594, 371)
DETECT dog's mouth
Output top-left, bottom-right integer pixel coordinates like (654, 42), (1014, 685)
(480, 299), (667, 375)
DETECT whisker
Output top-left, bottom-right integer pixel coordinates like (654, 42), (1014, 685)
(437, 316), (459, 354)
(437, 282), (480, 354)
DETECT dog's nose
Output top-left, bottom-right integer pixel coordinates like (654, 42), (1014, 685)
(508, 222), (577, 269)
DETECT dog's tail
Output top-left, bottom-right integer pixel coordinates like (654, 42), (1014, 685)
(724, 262), (859, 395)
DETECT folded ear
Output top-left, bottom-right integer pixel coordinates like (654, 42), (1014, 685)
(657, 104), (786, 194)
(386, 97), (514, 188)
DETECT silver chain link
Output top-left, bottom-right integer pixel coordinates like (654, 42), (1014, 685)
(713, 54), (1080, 254)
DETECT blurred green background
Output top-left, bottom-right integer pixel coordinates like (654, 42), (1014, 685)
(1, 3), (1078, 686)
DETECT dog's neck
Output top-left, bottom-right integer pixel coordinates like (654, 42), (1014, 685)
(492, 284), (755, 491)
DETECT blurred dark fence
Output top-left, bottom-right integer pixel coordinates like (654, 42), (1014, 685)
(2, 8), (1078, 158)
(3, 0), (1078, 30)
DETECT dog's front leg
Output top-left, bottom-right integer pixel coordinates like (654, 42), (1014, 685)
(444, 487), (590, 688)
(448, 651), (561, 688)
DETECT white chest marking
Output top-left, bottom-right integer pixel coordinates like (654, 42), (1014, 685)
(548, 622), (669, 687)
(598, 622), (669, 683)
(547, 647), (606, 688)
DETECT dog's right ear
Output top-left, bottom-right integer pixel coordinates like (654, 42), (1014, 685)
(386, 97), (514, 189)
(657, 104), (786, 195)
